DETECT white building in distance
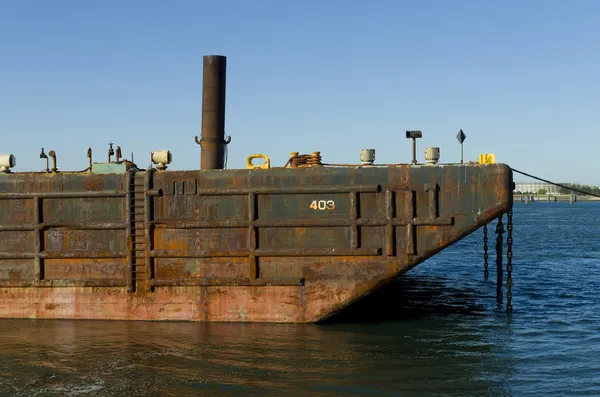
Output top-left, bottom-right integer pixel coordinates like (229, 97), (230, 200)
(515, 182), (560, 194)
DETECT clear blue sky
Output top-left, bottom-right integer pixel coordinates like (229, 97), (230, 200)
(1, 0), (598, 183)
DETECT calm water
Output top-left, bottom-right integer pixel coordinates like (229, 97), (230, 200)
(1, 202), (600, 396)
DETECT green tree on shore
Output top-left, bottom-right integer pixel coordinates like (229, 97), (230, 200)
(558, 184), (600, 196)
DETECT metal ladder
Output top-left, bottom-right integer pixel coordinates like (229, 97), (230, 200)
(130, 171), (148, 292)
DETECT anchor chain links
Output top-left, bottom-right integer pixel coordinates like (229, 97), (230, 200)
(506, 209), (513, 313)
(483, 224), (489, 279)
(495, 215), (505, 303)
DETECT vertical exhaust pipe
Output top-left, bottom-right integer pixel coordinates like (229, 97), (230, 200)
(195, 55), (230, 170)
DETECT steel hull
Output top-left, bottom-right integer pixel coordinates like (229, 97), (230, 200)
(0, 164), (512, 322)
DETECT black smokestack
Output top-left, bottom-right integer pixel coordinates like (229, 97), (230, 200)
(198, 55), (228, 170)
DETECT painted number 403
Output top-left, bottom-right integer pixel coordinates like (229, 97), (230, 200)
(310, 200), (335, 210)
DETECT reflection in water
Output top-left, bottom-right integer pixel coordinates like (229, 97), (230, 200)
(326, 276), (488, 323)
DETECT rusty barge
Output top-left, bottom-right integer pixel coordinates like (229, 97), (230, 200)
(0, 55), (513, 322)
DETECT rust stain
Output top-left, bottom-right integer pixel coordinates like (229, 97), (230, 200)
(83, 176), (106, 190)
(156, 260), (189, 279)
(8, 271), (21, 282)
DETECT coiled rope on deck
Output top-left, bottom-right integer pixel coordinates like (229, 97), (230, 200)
(510, 168), (600, 198)
(284, 152), (323, 168)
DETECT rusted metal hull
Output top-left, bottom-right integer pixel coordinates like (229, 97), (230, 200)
(0, 164), (512, 322)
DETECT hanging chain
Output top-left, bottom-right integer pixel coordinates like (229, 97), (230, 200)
(483, 224), (489, 279)
(495, 215), (504, 303)
(506, 209), (513, 314)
